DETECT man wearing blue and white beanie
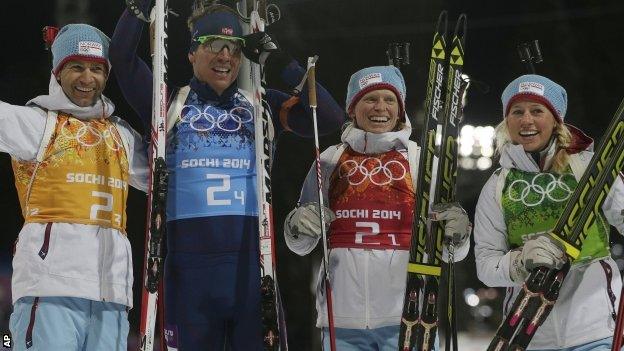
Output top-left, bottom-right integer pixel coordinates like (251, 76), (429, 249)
(284, 66), (472, 350)
(3, 23), (149, 350)
(110, 1), (345, 349)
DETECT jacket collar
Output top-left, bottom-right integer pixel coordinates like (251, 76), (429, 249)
(340, 122), (412, 154)
(189, 76), (239, 106)
(499, 123), (593, 172)
(27, 73), (115, 120)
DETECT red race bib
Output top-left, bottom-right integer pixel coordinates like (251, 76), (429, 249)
(328, 148), (415, 250)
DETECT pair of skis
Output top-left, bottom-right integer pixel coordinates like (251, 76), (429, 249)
(398, 11), (468, 351)
(135, 0), (168, 349)
(243, 0), (287, 349)
(487, 98), (624, 349)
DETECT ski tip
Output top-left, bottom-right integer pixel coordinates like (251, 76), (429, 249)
(454, 13), (468, 38)
(436, 11), (449, 35)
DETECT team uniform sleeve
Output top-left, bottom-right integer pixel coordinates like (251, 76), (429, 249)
(473, 173), (517, 287)
(266, 60), (345, 137)
(113, 117), (149, 192)
(109, 7), (153, 132)
(0, 102), (47, 161)
(603, 174), (624, 235)
(284, 147), (336, 256)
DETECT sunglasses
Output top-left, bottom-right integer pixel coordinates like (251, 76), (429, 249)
(194, 35), (245, 55)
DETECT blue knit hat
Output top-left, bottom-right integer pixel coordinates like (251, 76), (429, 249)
(51, 24), (110, 76)
(189, 11), (243, 52)
(346, 66), (406, 120)
(501, 74), (567, 122)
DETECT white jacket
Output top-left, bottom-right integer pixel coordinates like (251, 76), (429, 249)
(1, 75), (149, 308)
(285, 123), (470, 329)
(474, 140), (624, 349)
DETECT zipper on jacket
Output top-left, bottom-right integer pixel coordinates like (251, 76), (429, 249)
(25, 297), (40, 349)
(364, 250), (370, 327)
(599, 260), (617, 322)
(98, 227), (106, 302)
(552, 300), (563, 347)
(12, 238), (18, 257)
(38, 223), (52, 260)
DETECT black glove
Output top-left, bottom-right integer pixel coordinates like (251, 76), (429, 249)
(125, 0), (152, 21)
(243, 32), (280, 65)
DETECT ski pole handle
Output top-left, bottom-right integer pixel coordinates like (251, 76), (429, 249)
(42, 26), (59, 51)
(386, 42), (410, 68)
(517, 40), (543, 74)
(308, 63), (317, 108)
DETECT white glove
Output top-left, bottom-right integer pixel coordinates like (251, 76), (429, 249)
(284, 203), (336, 240)
(429, 202), (471, 246)
(509, 235), (567, 283)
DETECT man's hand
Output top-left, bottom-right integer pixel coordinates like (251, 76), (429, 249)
(242, 32), (279, 65)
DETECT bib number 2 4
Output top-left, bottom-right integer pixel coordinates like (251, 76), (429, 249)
(206, 173), (245, 206)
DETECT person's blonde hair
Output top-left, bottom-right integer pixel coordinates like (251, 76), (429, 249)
(494, 119), (573, 173)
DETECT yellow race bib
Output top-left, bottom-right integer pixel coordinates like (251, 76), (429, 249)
(12, 113), (130, 233)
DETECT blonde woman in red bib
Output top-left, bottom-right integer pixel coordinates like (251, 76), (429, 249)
(284, 66), (471, 350)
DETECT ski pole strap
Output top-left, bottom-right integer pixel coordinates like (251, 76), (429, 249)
(548, 232), (581, 259)
(407, 263), (441, 276)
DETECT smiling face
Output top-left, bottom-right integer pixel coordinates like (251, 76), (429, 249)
(57, 59), (108, 107)
(506, 100), (557, 152)
(351, 89), (400, 134)
(188, 38), (241, 95)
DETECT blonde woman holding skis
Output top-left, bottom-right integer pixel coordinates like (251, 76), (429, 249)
(474, 74), (624, 350)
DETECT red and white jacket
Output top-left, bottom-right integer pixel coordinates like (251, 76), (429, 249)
(1, 75), (149, 308)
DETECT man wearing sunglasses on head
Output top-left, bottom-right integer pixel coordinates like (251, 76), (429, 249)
(110, 1), (344, 350)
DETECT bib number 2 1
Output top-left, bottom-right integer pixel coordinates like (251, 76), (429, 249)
(354, 221), (399, 246)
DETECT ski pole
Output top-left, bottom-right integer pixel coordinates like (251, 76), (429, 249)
(444, 72), (471, 351)
(616, 233), (624, 350)
(517, 40), (542, 74)
(307, 56), (336, 351)
(386, 42), (411, 69)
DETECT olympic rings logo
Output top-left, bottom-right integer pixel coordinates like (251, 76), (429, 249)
(59, 119), (123, 151)
(507, 173), (575, 207)
(180, 105), (253, 132)
(338, 157), (407, 186)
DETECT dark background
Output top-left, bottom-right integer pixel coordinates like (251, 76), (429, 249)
(1, 0), (624, 349)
